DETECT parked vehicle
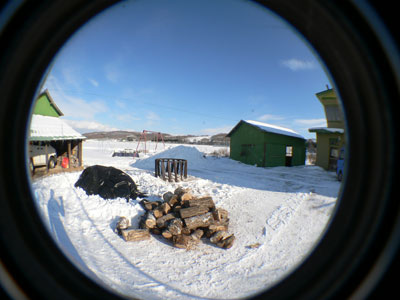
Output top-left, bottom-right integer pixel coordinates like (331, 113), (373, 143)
(29, 142), (57, 170)
(336, 147), (345, 181)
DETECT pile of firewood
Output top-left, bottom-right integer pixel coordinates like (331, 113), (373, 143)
(115, 187), (235, 250)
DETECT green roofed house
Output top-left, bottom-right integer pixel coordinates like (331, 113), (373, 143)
(29, 90), (86, 173)
(227, 120), (306, 167)
(308, 88), (345, 170)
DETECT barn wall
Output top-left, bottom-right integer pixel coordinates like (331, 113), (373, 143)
(230, 123), (265, 166)
(263, 132), (305, 167)
(229, 123), (306, 167)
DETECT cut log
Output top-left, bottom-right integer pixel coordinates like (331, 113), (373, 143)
(206, 224), (228, 237)
(180, 206), (209, 219)
(185, 196), (215, 209)
(173, 234), (195, 250)
(139, 199), (154, 211)
(167, 195), (179, 206)
(173, 205), (182, 213)
(181, 192), (193, 202)
(162, 191), (174, 202)
(115, 216), (130, 235)
(167, 218), (183, 236)
(181, 227), (191, 235)
(153, 206), (164, 219)
(216, 234), (235, 249)
(191, 229), (204, 241)
(174, 187), (190, 197)
(210, 230), (229, 244)
(212, 208), (229, 223)
(156, 213), (175, 228)
(121, 228), (151, 242)
(162, 229), (173, 239)
(144, 211), (156, 228)
(160, 202), (171, 215)
(184, 212), (213, 230)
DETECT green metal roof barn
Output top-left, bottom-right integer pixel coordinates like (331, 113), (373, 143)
(227, 120), (306, 167)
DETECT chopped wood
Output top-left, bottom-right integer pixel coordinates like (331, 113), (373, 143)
(167, 218), (183, 236)
(115, 216), (130, 235)
(167, 195), (179, 206)
(191, 229), (204, 241)
(180, 206), (209, 219)
(173, 234), (195, 250)
(181, 227), (191, 235)
(156, 213), (175, 228)
(181, 192), (193, 201)
(144, 211), (156, 229)
(160, 202), (171, 214)
(210, 230), (229, 244)
(208, 224), (228, 232)
(174, 187), (190, 197)
(212, 208), (229, 223)
(184, 212), (213, 230)
(162, 191), (174, 202)
(173, 205), (182, 212)
(216, 234), (235, 249)
(162, 229), (173, 239)
(184, 196), (215, 209)
(118, 188), (234, 250)
(121, 228), (151, 242)
(153, 206), (164, 219)
(139, 199), (154, 211)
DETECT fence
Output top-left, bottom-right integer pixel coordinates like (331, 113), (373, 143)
(155, 158), (187, 182)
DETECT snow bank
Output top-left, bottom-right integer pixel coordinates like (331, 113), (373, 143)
(132, 145), (207, 170)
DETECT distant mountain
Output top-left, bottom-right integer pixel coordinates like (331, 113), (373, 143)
(82, 130), (229, 145)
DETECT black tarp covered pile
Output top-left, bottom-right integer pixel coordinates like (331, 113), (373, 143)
(75, 165), (145, 200)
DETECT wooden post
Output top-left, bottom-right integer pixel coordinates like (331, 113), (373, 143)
(155, 159), (159, 177)
(67, 141), (71, 168)
(78, 140), (83, 167)
(184, 160), (187, 178)
(173, 160), (178, 182)
(168, 159), (172, 182)
(161, 159), (165, 180)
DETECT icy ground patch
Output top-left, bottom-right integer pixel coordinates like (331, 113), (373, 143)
(31, 140), (340, 299)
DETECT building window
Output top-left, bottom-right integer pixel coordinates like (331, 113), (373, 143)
(286, 146), (293, 157)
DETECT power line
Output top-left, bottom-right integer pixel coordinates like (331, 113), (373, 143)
(49, 88), (239, 123)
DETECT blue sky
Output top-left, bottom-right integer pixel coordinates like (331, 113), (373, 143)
(41, 0), (332, 139)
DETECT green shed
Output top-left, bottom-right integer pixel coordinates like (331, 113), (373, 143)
(227, 120), (306, 167)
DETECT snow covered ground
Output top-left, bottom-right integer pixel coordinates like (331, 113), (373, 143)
(30, 140), (341, 299)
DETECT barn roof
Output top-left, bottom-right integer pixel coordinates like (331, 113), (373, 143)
(29, 114), (86, 141)
(227, 120), (305, 140)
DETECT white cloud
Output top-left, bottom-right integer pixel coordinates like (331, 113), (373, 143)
(89, 78), (99, 87)
(294, 118), (326, 127)
(200, 125), (234, 135)
(146, 111), (160, 121)
(43, 75), (108, 120)
(281, 58), (317, 71)
(115, 113), (140, 122)
(257, 114), (284, 122)
(63, 119), (119, 133)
